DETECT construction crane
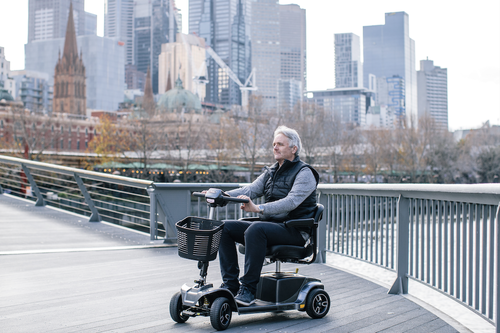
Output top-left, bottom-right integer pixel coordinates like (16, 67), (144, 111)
(204, 46), (257, 108)
(169, 1), (257, 108)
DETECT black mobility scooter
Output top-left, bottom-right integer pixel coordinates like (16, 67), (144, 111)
(169, 188), (330, 331)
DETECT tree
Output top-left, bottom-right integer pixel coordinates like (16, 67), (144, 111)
(424, 129), (459, 183)
(476, 147), (500, 183)
(87, 114), (131, 167)
(237, 96), (274, 181)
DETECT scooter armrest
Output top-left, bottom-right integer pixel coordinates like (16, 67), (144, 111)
(284, 218), (315, 228)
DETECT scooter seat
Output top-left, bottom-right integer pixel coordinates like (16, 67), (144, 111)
(266, 244), (313, 260)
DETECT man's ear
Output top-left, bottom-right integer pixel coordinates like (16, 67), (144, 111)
(292, 146), (298, 154)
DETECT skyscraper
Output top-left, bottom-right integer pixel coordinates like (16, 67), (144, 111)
(363, 12), (417, 123)
(133, 0), (177, 94)
(417, 59), (448, 129)
(279, 4), (306, 93)
(104, 0), (134, 65)
(251, 0), (280, 109)
(28, 0), (85, 42)
(189, 0), (250, 106)
(334, 33), (362, 88)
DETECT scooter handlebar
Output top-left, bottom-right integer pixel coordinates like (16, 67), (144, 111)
(192, 190), (250, 203)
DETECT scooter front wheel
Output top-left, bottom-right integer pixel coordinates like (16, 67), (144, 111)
(305, 288), (330, 319)
(169, 292), (189, 323)
(210, 297), (232, 331)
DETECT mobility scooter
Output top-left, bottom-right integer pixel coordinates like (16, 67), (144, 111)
(169, 188), (330, 331)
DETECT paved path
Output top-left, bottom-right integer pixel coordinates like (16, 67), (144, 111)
(0, 194), (466, 332)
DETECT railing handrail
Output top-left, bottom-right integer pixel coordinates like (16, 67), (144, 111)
(317, 183), (500, 205)
(0, 155), (152, 188)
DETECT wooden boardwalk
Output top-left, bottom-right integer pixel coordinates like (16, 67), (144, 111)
(0, 194), (467, 332)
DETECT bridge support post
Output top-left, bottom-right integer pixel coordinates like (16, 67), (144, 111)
(21, 164), (45, 206)
(147, 185), (157, 241)
(389, 195), (409, 295)
(316, 194), (328, 263)
(74, 174), (101, 222)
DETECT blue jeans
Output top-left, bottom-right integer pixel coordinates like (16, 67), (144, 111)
(218, 220), (305, 294)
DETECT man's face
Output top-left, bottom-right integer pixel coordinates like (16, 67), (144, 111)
(273, 133), (297, 165)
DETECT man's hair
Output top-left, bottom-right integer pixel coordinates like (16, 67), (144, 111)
(274, 125), (302, 156)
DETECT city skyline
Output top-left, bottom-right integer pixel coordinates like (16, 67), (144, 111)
(0, 0), (498, 130)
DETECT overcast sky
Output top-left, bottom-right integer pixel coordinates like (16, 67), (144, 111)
(1, 0), (499, 131)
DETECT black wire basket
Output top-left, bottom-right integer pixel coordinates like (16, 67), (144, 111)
(175, 217), (225, 262)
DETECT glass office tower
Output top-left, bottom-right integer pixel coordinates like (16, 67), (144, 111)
(417, 59), (448, 129)
(251, 0), (280, 109)
(279, 4), (306, 94)
(28, 0), (85, 42)
(104, 0), (134, 66)
(334, 33), (362, 88)
(363, 12), (417, 124)
(134, 0), (177, 94)
(189, 0), (251, 106)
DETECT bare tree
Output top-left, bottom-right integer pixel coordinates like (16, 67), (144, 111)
(237, 96), (274, 181)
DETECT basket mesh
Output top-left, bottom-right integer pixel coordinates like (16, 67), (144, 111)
(176, 217), (224, 262)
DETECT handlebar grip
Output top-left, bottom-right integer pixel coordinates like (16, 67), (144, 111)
(192, 192), (205, 197)
(223, 197), (249, 203)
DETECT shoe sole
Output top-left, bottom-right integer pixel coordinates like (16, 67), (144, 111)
(235, 298), (256, 306)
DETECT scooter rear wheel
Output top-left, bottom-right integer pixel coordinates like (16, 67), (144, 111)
(305, 288), (330, 319)
(169, 292), (189, 323)
(210, 297), (232, 331)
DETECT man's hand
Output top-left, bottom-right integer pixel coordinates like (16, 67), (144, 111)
(237, 195), (260, 213)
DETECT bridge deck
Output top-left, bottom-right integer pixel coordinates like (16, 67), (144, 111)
(0, 194), (465, 332)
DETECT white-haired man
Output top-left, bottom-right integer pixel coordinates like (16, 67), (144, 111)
(219, 125), (319, 306)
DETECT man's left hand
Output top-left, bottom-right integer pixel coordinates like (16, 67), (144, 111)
(237, 195), (260, 213)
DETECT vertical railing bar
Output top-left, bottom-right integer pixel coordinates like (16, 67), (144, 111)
(350, 196), (354, 257)
(420, 199), (425, 281)
(370, 196), (374, 263)
(355, 195), (359, 258)
(494, 203), (500, 331)
(373, 197), (379, 264)
(438, 200), (443, 290)
(365, 196), (370, 260)
(474, 204), (480, 311)
(409, 199), (414, 275)
(341, 195), (345, 254)
(450, 201), (455, 297)
(426, 199), (431, 284)
(444, 201), (451, 293)
(385, 197), (390, 268)
(431, 199), (437, 287)
(462, 202), (467, 303)
(413, 199), (421, 279)
(336, 195), (340, 252)
(468, 203), (474, 307)
(391, 197), (395, 270)
(488, 205), (495, 320)
(456, 202), (462, 300)
(327, 194), (331, 251)
(481, 205), (487, 315)
(345, 195), (352, 255)
(337, 195), (341, 253)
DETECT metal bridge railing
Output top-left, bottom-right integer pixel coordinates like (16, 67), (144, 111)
(2, 155), (499, 332)
(0, 155), (153, 235)
(317, 184), (500, 332)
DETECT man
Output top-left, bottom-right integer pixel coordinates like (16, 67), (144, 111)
(220, 125), (319, 306)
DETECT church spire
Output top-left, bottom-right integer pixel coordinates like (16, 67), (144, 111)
(63, 2), (78, 61)
(143, 66), (155, 117)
